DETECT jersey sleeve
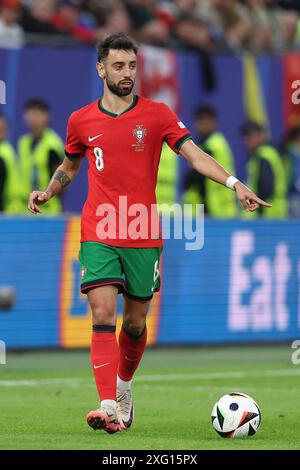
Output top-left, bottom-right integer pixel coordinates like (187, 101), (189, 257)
(65, 112), (86, 160)
(159, 103), (192, 154)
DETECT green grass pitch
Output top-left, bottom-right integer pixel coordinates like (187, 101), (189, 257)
(0, 345), (299, 450)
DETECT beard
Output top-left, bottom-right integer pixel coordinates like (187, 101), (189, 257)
(106, 76), (134, 97)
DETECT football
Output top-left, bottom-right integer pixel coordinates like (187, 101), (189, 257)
(211, 392), (261, 438)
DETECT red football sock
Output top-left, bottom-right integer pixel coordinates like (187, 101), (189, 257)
(118, 325), (147, 382)
(91, 326), (119, 402)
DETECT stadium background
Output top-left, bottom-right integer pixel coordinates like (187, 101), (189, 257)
(2, 46), (300, 208)
(1, 0), (300, 451)
(1, 45), (300, 348)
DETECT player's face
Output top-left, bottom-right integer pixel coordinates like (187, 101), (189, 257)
(97, 49), (137, 97)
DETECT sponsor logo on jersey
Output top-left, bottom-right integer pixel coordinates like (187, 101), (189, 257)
(177, 121), (186, 129)
(88, 134), (103, 143)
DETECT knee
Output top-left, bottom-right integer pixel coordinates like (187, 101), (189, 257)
(91, 304), (115, 325)
(123, 320), (146, 337)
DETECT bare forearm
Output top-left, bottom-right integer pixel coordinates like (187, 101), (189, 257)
(45, 161), (79, 198)
(181, 140), (231, 186)
(193, 151), (231, 185)
(28, 156), (81, 214)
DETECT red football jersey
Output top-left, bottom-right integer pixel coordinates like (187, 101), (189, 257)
(65, 95), (192, 247)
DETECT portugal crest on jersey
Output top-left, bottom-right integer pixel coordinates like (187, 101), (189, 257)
(132, 125), (147, 144)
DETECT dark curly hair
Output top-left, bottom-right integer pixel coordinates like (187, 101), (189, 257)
(96, 33), (138, 62)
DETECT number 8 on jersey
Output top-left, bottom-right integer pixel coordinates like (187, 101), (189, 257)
(94, 147), (104, 171)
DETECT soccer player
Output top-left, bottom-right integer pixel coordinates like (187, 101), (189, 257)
(28, 33), (271, 434)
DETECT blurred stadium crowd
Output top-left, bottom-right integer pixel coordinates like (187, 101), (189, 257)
(0, 0), (300, 52)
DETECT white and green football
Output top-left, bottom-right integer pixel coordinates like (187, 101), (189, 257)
(211, 392), (261, 438)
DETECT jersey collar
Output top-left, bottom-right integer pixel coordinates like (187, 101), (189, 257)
(98, 95), (139, 118)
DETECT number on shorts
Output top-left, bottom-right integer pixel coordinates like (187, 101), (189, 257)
(153, 260), (160, 283)
(94, 147), (104, 171)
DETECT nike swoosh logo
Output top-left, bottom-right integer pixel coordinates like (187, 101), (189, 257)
(93, 362), (110, 369)
(88, 134), (102, 143)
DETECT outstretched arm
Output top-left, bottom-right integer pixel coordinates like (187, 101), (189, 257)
(180, 139), (272, 212)
(28, 156), (81, 214)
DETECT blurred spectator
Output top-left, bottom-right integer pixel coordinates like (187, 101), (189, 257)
(283, 9), (299, 49)
(18, 99), (64, 214)
(82, 0), (131, 40)
(241, 121), (287, 218)
(279, 0), (300, 12)
(282, 0), (300, 47)
(281, 126), (300, 218)
(20, 0), (67, 36)
(239, 0), (299, 52)
(124, 0), (170, 46)
(0, 0), (24, 48)
(0, 113), (21, 213)
(294, 20), (300, 49)
(182, 105), (237, 218)
(263, 0), (298, 52)
(173, 0), (198, 15)
(242, 0), (274, 52)
(173, 14), (213, 50)
(51, 0), (100, 43)
(197, 0), (252, 51)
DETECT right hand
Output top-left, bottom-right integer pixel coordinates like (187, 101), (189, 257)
(28, 191), (50, 214)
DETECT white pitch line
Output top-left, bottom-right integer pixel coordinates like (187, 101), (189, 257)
(0, 378), (83, 387)
(135, 368), (300, 382)
(0, 368), (300, 387)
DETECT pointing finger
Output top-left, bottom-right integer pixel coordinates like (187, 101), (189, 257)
(252, 195), (272, 207)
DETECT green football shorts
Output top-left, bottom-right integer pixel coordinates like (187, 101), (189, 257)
(79, 242), (163, 301)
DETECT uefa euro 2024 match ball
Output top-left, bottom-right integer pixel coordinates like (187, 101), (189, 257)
(211, 392), (261, 438)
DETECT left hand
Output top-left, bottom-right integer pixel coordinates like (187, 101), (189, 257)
(234, 181), (272, 212)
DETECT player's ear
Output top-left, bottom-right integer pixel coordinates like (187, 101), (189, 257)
(96, 62), (105, 79)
